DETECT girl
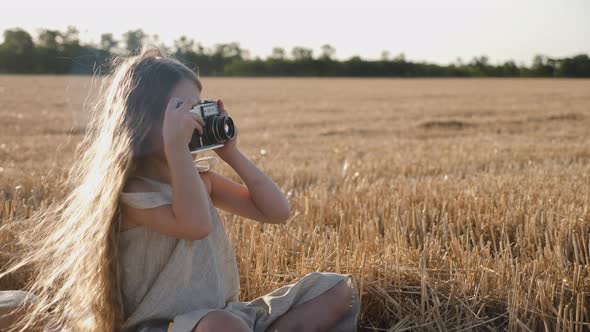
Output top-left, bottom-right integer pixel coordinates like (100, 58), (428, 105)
(0, 46), (360, 332)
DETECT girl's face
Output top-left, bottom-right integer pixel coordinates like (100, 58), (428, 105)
(146, 79), (202, 160)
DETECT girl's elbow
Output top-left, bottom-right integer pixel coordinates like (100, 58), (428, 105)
(281, 206), (292, 223)
(188, 223), (212, 240)
(272, 204), (291, 224)
(186, 216), (213, 240)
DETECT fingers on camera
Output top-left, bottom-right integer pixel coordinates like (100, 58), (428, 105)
(190, 113), (205, 126)
(192, 120), (203, 135)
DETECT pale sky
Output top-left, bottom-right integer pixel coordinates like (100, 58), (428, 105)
(1, 0), (588, 65)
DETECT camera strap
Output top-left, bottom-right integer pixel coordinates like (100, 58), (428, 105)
(194, 156), (219, 173)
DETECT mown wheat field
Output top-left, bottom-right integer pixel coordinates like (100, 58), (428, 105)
(0, 76), (589, 331)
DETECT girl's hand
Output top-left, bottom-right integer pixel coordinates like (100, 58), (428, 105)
(214, 99), (239, 160)
(162, 97), (206, 153)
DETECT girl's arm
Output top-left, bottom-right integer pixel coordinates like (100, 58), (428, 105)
(166, 144), (213, 236)
(123, 97), (212, 241)
(205, 149), (291, 224)
(120, 145), (213, 241)
(206, 99), (290, 224)
(160, 97), (212, 238)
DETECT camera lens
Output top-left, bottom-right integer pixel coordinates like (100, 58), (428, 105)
(223, 117), (235, 139)
(211, 116), (235, 142)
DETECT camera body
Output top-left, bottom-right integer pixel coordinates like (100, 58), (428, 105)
(184, 99), (235, 153)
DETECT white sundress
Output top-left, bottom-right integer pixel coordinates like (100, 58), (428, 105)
(117, 158), (361, 332)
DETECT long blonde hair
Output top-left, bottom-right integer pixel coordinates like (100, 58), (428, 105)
(0, 45), (202, 331)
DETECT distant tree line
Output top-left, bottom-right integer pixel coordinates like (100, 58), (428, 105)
(0, 27), (589, 77)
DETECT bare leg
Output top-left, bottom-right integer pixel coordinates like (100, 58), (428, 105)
(266, 278), (354, 332)
(192, 310), (252, 332)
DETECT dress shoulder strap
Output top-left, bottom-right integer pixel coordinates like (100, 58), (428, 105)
(120, 177), (172, 209)
(119, 156), (218, 209)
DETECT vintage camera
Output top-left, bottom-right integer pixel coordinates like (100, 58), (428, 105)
(179, 99), (235, 153)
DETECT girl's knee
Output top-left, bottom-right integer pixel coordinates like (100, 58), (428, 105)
(192, 310), (251, 332)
